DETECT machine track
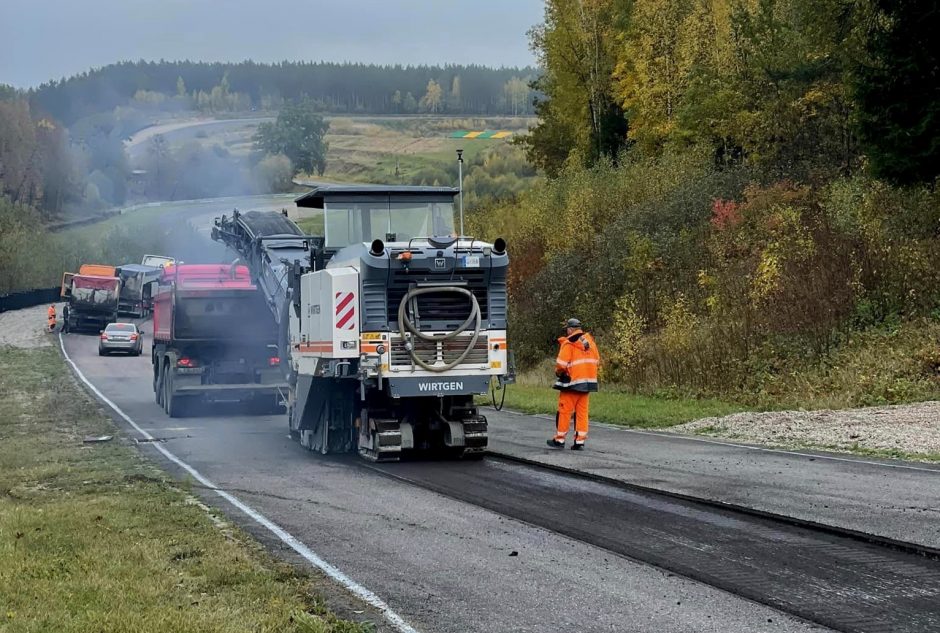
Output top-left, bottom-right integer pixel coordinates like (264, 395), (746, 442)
(362, 455), (940, 633)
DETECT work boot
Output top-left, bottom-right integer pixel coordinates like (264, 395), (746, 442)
(546, 439), (564, 449)
(571, 442), (585, 451)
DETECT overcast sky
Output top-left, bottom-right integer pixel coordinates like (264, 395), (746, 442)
(0, 0), (544, 88)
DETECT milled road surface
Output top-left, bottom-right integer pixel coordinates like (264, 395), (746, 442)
(488, 410), (940, 550)
(370, 457), (940, 633)
(62, 324), (827, 633)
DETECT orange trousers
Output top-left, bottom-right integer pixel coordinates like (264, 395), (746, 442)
(554, 391), (589, 444)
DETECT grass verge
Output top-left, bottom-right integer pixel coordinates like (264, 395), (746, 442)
(0, 345), (372, 632)
(484, 383), (748, 429)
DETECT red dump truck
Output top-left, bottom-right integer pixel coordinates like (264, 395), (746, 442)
(151, 264), (287, 417)
(60, 266), (122, 333)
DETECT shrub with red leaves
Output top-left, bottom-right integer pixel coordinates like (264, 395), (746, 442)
(710, 198), (741, 230)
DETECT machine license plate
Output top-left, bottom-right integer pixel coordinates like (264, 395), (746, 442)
(462, 256), (480, 268)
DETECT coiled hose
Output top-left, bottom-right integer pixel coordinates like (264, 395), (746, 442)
(397, 286), (481, 372)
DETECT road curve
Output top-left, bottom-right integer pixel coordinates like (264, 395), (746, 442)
(61, 321), (826, 633)
(124, 117), (274, 161)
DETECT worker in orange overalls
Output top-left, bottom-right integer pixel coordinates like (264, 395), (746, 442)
(548, 318), (600, 450)
(47, 304), (57, 332)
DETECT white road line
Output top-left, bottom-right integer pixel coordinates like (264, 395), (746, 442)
(59, 333), (420, 633)
(495, 408), (940, 475)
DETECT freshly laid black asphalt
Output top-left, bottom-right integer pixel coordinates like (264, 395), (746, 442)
(368, 457), (940, 633)
(487, 410), (940, 550)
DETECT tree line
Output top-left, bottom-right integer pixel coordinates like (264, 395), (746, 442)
(30, 60), (538, 125)
(469, 0), (940, 408)
(524, 0), (938, 186)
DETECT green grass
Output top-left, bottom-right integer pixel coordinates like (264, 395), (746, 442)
(316, 116), (515, 185)
(0, 346), (372, 632)
(485, 383), (748, 429)
(295, 212), (324, 236)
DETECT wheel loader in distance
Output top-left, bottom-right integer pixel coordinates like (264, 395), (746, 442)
(212, 185), (513, 461)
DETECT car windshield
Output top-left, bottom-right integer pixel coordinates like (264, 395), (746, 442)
(106, 323), (136, 332)
(324, 200), (456, 248)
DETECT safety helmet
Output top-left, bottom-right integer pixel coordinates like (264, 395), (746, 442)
(565, 318), (582, 329)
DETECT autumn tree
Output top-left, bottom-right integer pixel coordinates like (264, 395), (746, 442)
(448, 76), (462, 111)
(420, 79), (443, 113)
(673, 0), (865, 176)
(0, 97), (43, 207)
(614, 0), (736, 154)
(524, 0), (630, 175)
(504, 77), (531, 115)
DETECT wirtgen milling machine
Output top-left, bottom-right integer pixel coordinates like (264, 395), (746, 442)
(215, 185), (512, 461)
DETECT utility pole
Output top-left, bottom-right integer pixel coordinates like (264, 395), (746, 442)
(457, 148), (464, 236)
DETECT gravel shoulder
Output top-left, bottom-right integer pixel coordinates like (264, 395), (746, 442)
(0, 304), (56, 349)
(672, 401), (940, 461)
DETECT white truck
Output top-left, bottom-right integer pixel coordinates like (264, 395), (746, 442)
(216, 185), (512, 461)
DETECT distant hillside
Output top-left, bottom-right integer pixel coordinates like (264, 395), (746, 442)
(29, 60), (540, 124)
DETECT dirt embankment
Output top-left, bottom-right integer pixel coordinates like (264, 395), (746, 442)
(0, 304), (58, 349)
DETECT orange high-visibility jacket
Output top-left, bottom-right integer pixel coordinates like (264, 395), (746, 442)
(47, 305), (56, 319)
(553, 330), (600, 392)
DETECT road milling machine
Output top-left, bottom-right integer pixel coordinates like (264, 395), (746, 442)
(213, 185), (512, 461)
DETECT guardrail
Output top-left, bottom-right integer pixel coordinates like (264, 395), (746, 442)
(0, 287), (60, 313)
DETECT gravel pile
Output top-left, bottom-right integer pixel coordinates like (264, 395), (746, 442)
(673, 401), (940, 458)
(0, 304), (55, 349)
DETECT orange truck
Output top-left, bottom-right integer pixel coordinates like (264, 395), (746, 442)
(78, 264), (117, 277)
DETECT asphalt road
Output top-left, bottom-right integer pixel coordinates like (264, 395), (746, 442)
(371, 457), (940, 633)
(124, 117), (274, 162)
(487, 410), (940, 550)
(62, 324), (828, 633)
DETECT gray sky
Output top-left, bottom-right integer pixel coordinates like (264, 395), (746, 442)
(0, 0), (544, 88)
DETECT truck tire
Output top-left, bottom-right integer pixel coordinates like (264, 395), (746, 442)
(162, 366), (170, 413)
(164, 367), (186, 418)
(153, 355), (162, 406)
(155, 369), (163, 407)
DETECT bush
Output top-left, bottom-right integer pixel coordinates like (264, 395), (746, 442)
(470, 154), (940, 407)
(255, 154), (294, 193)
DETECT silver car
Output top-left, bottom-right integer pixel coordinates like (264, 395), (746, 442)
(99, 322), (143, 356)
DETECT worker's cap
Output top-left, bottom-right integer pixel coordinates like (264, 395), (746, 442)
(564, 318), (582, 329)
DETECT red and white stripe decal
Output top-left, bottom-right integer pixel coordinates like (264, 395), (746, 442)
(335, 291), (356, 330)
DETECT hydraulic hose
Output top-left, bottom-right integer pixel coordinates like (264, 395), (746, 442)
(397, 286), (481, 372)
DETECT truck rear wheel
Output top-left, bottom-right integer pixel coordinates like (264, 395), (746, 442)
(154, 361), (164, 407)
(163, 367), (187, 418)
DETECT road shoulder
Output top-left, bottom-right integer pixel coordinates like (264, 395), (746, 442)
(0, 343), (374, 632)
